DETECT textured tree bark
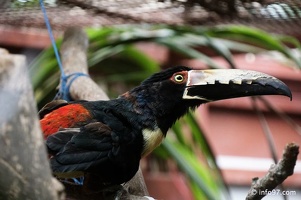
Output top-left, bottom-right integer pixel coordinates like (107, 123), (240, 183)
(60, 27), (108, 101)
(0, 49), (64, 200)
(59, 27), (150, 199)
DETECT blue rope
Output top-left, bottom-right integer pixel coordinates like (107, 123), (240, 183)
(40, 0), (86, 185)
(54, 73), (89, 101)
(39, 0), (89, 101)
(72, 177), (85, 185)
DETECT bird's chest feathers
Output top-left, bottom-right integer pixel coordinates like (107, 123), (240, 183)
(142, 128), (164, 157)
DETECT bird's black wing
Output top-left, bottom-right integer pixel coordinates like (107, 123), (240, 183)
(46, 122), (115, 175)
(46, 103), (143, 184)
(46, 128), (80, 155)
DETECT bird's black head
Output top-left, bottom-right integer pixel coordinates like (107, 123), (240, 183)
(121, 66), (292, 134)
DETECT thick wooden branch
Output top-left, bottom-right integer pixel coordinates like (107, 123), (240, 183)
(246, 143), (299, 200)
(59, 27), (149, 199)
(0, 49), (64, 200)
(60, 27), (108, 101)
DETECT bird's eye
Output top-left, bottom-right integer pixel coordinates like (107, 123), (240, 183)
(174, 74), (184, 83)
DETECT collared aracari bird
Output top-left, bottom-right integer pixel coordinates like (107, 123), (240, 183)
(40, 66), (291, 185)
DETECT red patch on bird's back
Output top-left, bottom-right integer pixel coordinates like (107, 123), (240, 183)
(40, 104), (92, 139)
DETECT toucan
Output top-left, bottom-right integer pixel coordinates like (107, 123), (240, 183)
(40, 66), (291, 185)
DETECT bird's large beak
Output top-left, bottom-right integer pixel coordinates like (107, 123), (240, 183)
(183, 69), (292, 102)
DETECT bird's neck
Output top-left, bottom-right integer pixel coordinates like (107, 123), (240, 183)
(154, 102), (191, 134)
(119, 89), (192, 135)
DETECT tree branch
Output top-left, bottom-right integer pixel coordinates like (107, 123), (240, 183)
(59, 27), (150, 199)
(0, 48), (64, 200)
(246, 143), (299, 200)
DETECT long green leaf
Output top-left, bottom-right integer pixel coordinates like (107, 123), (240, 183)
(213, 38), (266, 53)
(206, 25), (301, 68)
(117, 46), (160, 73)
(88, 45), (127, 67)
(184, 113), (230, 198)
(163, 139), (219, 200)
(171, 120), (187, 146)
(157, 39), (223, 69)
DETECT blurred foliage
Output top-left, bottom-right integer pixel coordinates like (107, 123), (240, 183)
(30, 24), (300, 200)
(162, 113), (228, 199)
(30, 25), (301, 107)
(10, 0), (56, 8)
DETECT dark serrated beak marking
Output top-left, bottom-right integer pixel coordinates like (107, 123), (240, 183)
(183, 69), (292, 102)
